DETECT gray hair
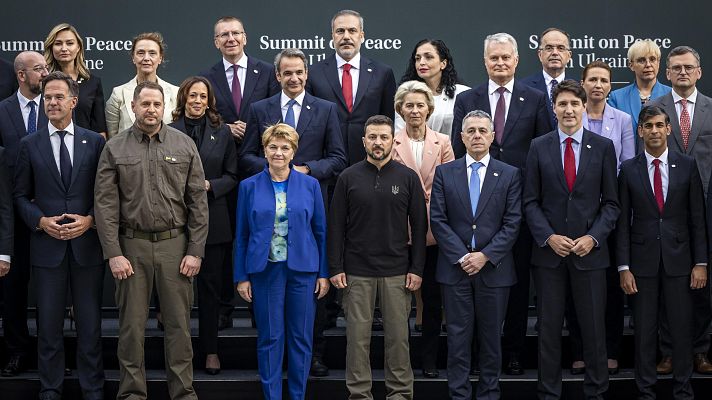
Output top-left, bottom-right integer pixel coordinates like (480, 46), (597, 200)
(666, 45), (701, 67)
(462, 110), (494, 131)
(394, 80), (435, 120)
(484, 32), (518, 58)
(274, 48), (308, 73)
(331, 9), (364, 31)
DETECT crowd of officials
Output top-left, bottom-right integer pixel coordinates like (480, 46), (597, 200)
(0, 8), (711, 400)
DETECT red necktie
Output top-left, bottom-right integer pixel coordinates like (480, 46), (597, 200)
(679, 99), (691, 150)
(232, 64), (242, 116)
(564, 137), (576, 192)
(652, 159), (664, 213)
(494, 87), (507, 144)
(342, 64), (353, 113)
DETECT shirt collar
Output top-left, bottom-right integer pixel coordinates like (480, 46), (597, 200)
(281, 90), (306, 108)
(488, 78), (514, 96)
(17, 91), (41, 109)
(466, 152), (490, 169)
(671, 87), (698, 104)
(223, 54), (248, 72)
(543, 70), (566, 86)
(558, 127), (584, 144)
(336, 52), (360, 70)
(645, 148), (669, 166)
(48, 121), (75, 136)
(132, 122), (166, 142)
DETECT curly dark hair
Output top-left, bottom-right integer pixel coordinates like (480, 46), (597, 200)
(399, 39), (462, 99)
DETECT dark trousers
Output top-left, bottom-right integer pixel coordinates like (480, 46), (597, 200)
(197, 243), (231, 355)
(1, 219), (31, 358)
(659, 273), (711, 357)
(221, 188), (239, 318)
(634, 265), (693, 400)
(442, 272), (509, 400)
(34, 247), (104, 400)
(502, 227), (532, 359)
(534, 260), (608, 400)
(420, 245), (441, 370)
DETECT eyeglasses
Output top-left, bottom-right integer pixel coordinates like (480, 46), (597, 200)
(540, 45), (570, 53)
(668, 64), (699, 74)
(24, 65), (49, 73)
(634, 56), (658, 66)
(215, 31), (244, 40)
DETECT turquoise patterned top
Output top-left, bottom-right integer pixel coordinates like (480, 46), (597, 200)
(269, 180), (288, 262)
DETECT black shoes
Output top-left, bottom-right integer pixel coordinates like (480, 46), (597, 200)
(1, 355), (25, 377)
(218, 314), (234, 330)
(504, 354), (523, 375)
(310, 358), (329, 377)
(422, 368), (439, 378)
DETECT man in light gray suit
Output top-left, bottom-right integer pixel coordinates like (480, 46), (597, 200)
(650, 45), (712, 375)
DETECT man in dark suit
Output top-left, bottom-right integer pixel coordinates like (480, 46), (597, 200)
(451, 32), (551, 375)
(306, 9), (396, 167)
(0, 58), (18, 101)
(520, 28), (574, 130)
(200, 16), (280, 329)
(240, 48), (346, 200)
(617, 105), (707, 400)
(524, 80), (619, 400)
(649, 46), (712, 374)
(0, 51), (49, 376)
(14, 72), (105, 400)
(430, 110), (521, 400)
(0, 146), (12, 278)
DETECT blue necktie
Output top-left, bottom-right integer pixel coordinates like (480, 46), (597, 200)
(469, 162), (482, 248)
(27, 100), (37, 134)
(284, 99), (297, 128)
(57, 131), (72, 190)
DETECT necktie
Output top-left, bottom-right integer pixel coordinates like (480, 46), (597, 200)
(27, 100), (37, 134)
(232, 64), (242, 117)
(57, 131), (72, 190)
(564, 137), (576, 192)
(679, 99), (691, 150)
(652, 159), (664, 213)
(469, 162), (482, 248)
(550, 79), (558, 124)
(284, 99), (297, 128)
(494, 87), (507, 145)
(342, 64), (353, 113)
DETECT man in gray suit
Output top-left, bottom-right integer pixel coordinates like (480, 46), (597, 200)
(650, 45), (712, 375)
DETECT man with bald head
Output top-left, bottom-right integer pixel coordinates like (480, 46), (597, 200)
(0, 51), (49, 376)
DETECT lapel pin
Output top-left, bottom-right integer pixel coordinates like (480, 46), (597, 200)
(253, 69), (258, 74)
(306, 105), (311, 110)
(519, 97), (524, 101)
(671, 164), (676, 168)
(210, 135), (215, 141)
(81, 139), (87, 143)
(586, 144), (592, 149)
(428, 150), (432, 154)
(367, 68), (372, 72)
(171, 157), (176, 162)
(493, 172), (499, 177)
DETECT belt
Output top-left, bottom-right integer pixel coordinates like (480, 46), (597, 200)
(119, 227), (183, 242)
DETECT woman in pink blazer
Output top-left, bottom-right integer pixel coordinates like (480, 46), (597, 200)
(392, 80), (454, 379)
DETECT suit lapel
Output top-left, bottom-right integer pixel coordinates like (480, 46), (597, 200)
(211, 62), (236, 116)
(502, 82), (524, 145)
(8, 96), (27, 137)
(452, 158), (473, 218)
(199, 122), (218, 160)
(634, 154), (656, 210)
(36, 130), (64, 189)
(661, 94), (684, 152)
(419, 130), (440, 185)
(393, 132), (422, 181)
(573, 131), (593, 189)
(546, 133), (568, 191)
(353, 57), (373, 111)
(69, 128), (86, 188)
(664, 152), (681, 210)
(296, 94), (314, 134)
(687, 95), (710, 152)
(268, 95), (283, 125)
(241, 57), (261, 116)
(37, 99), (48, 128)
(474, 160), (501, 219)
(323, 56), (348, 110)
(122, 84), (136, 124)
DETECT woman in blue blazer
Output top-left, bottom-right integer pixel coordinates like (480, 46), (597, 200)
(235, 123), (329, 400)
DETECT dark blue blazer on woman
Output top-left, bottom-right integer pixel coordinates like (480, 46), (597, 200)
(234, 167), (327, 282)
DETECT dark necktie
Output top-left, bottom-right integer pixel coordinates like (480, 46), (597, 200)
(652, 159), (664, 213)
(232, 64), (242, 116)
(494, 87), (507, 144)
(679, 99), (691, 150)
(284, 99), (297, 128)
(342, 64), (353, 113)
(469, 162), (482, 248)
(57, 131), (72, 190)
(550, 79), (558, 124)
(27, 100), (37, 134)
(564, 137), (576, 192)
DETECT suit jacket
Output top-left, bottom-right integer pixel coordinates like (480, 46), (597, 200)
(608, 80), (671, 133)
(617, 151), (707, 277)
(523, 129), (620, 269)
(306, 54), (396, 165)
(392, 127), (454, 245)
(234, 167), (327, 281)
(430, 157), (521, 287)
(169, 119), (238, 244)
(520, 72), (576, 130)
(582, 105), (635, 168)
(0, 92), (48, 178)
(105, 75), (178, 138)
(451, 79), (552, 168)
(0, 147), (13, 256)
(649, 91), (712, 195)
(13, 125), (105, 267)
(200, 56), (280, 125)
(75, 74), (107, 133)
(239, 92), (347, 181)
(0, 58), (17, 101)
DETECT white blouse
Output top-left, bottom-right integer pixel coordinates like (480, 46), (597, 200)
(396, 83), (470, 136)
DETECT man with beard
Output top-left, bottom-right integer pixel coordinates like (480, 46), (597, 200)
(328, 115), (427, 399)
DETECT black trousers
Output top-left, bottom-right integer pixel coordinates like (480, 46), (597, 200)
(1, 219), (31, 358)
(501, 227), (532, 359)
(659, 269), (712, 357)
(198, 242), (232, 355)
(419, 245), (441, 370)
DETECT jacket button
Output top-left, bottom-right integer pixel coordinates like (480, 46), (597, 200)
(472, 224), (476, 230)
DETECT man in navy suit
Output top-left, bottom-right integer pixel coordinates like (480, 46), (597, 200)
(520, 28), (574, 130)
(0, 51), (49, 377)
(306, 9), (396, 167)
(451, 32), (551, 375)
(240, 48), (347, 198)
(524, 80), (619, 400)
(14, 72), (105, 400)
(430, 110), (521, 400)
(617, 105), (707, 400)
(0, 58), (18, 100)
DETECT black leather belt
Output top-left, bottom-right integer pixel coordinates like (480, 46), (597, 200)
(119, 227), (183, 242)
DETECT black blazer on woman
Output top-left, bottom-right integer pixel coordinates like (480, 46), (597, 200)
(75, 74), (107, 133)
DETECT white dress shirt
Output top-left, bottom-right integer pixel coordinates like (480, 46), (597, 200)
(336, 52), (360, 107)
(48, 121), (75, 171)
(409, 139), (425, 169)
(672, 88), (697, 125)
(488, 79), (515, 123)
(280, 91), (306, 126)
(543, 71), (566, 101)
(223, 55), (248, 95)
(394, 84), (471, 135)
(17, 91), (41, 131)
